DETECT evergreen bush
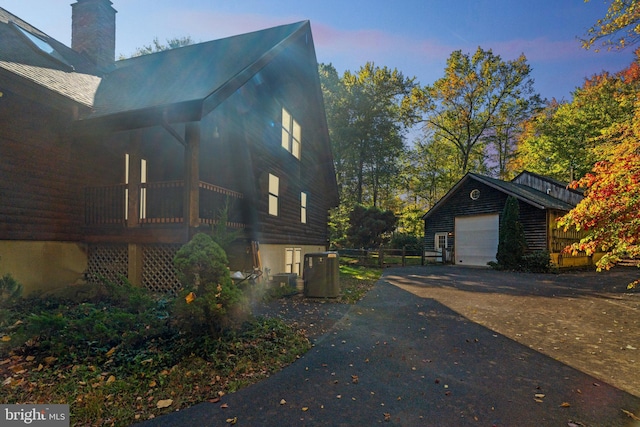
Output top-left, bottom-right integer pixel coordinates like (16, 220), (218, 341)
(520, 251), (556, 273)
(172, 233), (246, 337)
(495, 196), (527, 269)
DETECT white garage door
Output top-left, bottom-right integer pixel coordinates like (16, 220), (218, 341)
(455, 214), (499, 266)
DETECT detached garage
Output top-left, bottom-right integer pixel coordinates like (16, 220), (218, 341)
(423, 171), (589, 268)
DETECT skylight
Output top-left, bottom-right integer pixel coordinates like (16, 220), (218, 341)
(11, 22), (72, 69)
(15, 24), (57, 55)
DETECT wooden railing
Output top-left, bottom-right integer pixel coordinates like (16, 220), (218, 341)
(141, 181), (184, 224)
(551, 226), (586, 254)
(198, 182), (245, 228)
(85, 184), (127, 226)
(85, 180), (245, 227)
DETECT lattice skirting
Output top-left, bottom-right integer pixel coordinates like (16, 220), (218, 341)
(87, 243), (183, 295)
(86, 244), (128, 286)
(142, 244), (182, 295)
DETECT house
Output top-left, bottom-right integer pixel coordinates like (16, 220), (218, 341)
(0, 1), (338, 294)
(422, 171), (592, 268)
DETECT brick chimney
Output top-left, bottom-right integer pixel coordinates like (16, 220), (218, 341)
(71, 0), (117, 73)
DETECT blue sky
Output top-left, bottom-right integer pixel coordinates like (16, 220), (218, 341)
(3, 0), (636, 101)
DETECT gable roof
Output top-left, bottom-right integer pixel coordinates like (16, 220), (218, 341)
(422, 172), (577, 220)
(1, 8), (315, 123)
(0, 7), (101, 108)
(512, 170), (583, 195)
(80, 21), (313, 129)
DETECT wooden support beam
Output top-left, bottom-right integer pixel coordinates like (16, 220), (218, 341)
(126, 130), (142, 228)
(184, 122), (201, 237)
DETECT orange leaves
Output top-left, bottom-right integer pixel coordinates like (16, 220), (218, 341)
(557, 141), (640, 275)
(185, 292), (196, 304)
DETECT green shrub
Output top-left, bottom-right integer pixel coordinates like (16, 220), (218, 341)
(0, 273), (22, 306)
(520, 251), (556, 273)
(1, 278), (170, 360)
(0, 273), (23, 332)
(172, 233), (246, 337)
(390, 233), (423, 253)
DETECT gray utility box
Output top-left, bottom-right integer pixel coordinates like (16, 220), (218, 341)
(303, 252), (340, 298)
(271, 273), (298, 290)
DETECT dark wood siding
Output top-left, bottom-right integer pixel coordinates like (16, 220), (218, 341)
(513, 172), (583, 206)
(424, 176), (549, 253)
(519, 206), (547, 251)
(221, 35), (334, 247)
(0, 88), (85, 241)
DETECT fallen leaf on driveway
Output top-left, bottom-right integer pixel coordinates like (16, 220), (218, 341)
(560, 402), (571, 407)
(156, 399), (172, 409)
(280, 399), (286, 405)
(622, 409), (640, 420)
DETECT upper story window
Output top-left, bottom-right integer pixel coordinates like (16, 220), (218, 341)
(281, 107), (301, 159)
(268, 173), (279, 216)
(300, 192), (308, 224)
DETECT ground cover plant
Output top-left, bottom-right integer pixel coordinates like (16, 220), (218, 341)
(0, 251), (380, 426)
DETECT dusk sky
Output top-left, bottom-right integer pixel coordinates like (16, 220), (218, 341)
(3, 1), (637, 102)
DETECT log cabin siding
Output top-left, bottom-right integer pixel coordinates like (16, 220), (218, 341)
(518, 205), (547, 251)
(228, 43), (333, 247)
(0, 90), (85, 241)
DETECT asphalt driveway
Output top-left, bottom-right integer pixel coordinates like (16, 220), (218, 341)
(136, 266), (640, 426)
(387, 265), (640, 399)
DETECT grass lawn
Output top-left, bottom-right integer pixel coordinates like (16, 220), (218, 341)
(0, 264), (380, 426)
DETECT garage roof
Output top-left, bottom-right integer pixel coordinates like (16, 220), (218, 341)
(423, 172), (577, 220)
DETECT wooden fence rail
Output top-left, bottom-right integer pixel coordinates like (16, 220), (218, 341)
(337, 247), (428, 267)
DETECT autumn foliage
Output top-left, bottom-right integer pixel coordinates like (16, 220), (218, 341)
(557, 102), (640, 287)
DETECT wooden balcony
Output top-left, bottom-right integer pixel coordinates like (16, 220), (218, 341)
(84, 180), (246, 243)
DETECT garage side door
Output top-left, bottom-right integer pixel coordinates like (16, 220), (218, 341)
(454, 214), (499, 266)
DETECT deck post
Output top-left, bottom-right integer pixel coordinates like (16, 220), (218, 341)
(128, 243), (143, 287)
(126, 130), (142, 228)
(184, 122), (201, 238)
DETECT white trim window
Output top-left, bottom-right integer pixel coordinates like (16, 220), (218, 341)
(285, 247), (302, 276)
(281, 107), (301, 159)
(300, 191), (308, 224)
(125, 153), (148, 220)
(268, 173), (279, 216)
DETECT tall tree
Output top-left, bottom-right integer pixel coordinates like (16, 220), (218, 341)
(486, 97), (540, 179)
(403, 135), (459, 209)
(513, 60), (640, 181)
(318, 64), (352, 197)
(581, 0), (640, 51)
(346, 205), (397, 249)
(411, 47), (541, 175)
(320, 62), (418, 207)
